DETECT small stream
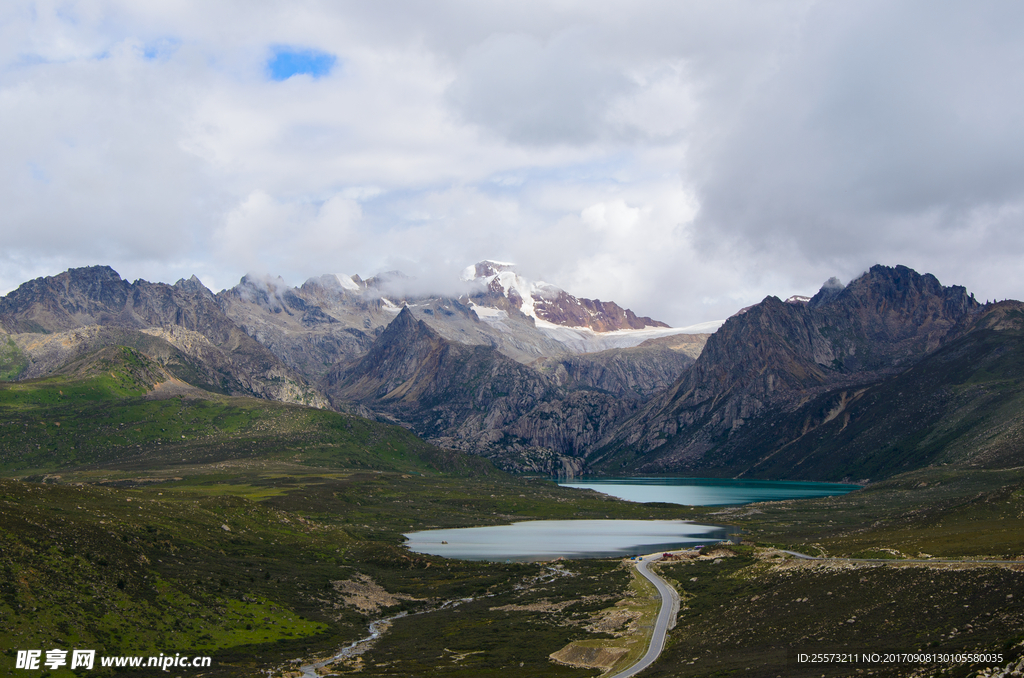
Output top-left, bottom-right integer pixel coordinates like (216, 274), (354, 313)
(295, 611), (406, 677)
(294, 596), (475, 677)
(293, 566), (571, 676)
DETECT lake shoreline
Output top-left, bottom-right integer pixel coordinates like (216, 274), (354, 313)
(404, 518), (731, 561)
(557, 476), (860, 506)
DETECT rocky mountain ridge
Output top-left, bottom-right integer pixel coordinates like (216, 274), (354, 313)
(602, 298), (1024, 482)
(0, 266), (326, 407)
(322, 307), (694, 474)
(0, 264), (700, 475)
(216, 261), (692, 378)
(4, 261), (1013, 483)
(590, 265), (986, 477)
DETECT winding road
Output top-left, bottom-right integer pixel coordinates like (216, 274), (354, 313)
(607, 555), (680, 678)
(602, 549), (1021, 678)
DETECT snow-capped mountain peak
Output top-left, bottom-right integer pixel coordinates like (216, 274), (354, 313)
(460, 260), (516, 281)
(462, 260), (671, 333)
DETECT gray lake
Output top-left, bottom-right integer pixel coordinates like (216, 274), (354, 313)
(557, 477), (860, 506)
(403, 519), (729, 561)
(403, 479), (858, 561)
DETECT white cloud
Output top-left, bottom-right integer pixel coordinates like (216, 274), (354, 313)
(447, 28), (631, 146)
(687, 1), (1024, 305)
(1, 0), (1023, 325)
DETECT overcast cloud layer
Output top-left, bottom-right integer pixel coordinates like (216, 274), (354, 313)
(3, 1), (1023, 326)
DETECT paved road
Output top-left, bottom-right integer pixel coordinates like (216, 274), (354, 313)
(607, 555), (680, 678)
(604, 549), (1022, 678)
(604, 549), (1024, 678)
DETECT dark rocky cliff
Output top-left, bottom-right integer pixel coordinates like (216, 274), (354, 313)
(535, 345), (695, 400)
(592, 265), (982, 474)
(0, 266), (134, 333)
(323, 308), (654, 474)
(623, 300), (1024, 482)
(531, 290), (669, 331)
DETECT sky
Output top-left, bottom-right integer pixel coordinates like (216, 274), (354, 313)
(3, 1), (1024, 326)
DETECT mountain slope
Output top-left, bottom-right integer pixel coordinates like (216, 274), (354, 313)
(217, 261), (697, 380)
(0, 343), (487, 476)
(0, 266), (326, 407)
(324, 308), (662, 474)
(592, 265), (984, 477)
(535, 344), (696, 400)
(708, 301), (1024, 481)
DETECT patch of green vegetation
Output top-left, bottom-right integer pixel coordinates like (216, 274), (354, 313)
(715, 466), (1024, 559)
(0, 348), (498, 477)
(0, 339), (27, 382)
(646, 551), (1024, 677)
(350, 560), (635, 677)
(0, 479), (348, 675)
(0, 346), (163, 405)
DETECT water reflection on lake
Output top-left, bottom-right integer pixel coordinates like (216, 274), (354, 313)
(403, 479), (857, 561)
(558, 477), (860, 506)
(403, 519), (728, 561)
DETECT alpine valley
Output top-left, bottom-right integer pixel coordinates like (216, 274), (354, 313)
(2, 261), (1024, 677)
(2, 261), (1014, 483)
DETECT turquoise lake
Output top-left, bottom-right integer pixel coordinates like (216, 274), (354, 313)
(557, 477), (860, 506)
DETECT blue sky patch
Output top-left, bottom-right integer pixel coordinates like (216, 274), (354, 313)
(27, 162), (49, 184)
(143, 38), (181, 61)
(267, 46), (337, 81)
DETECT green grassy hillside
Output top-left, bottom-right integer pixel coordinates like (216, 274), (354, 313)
(0, 345), (494, 477)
